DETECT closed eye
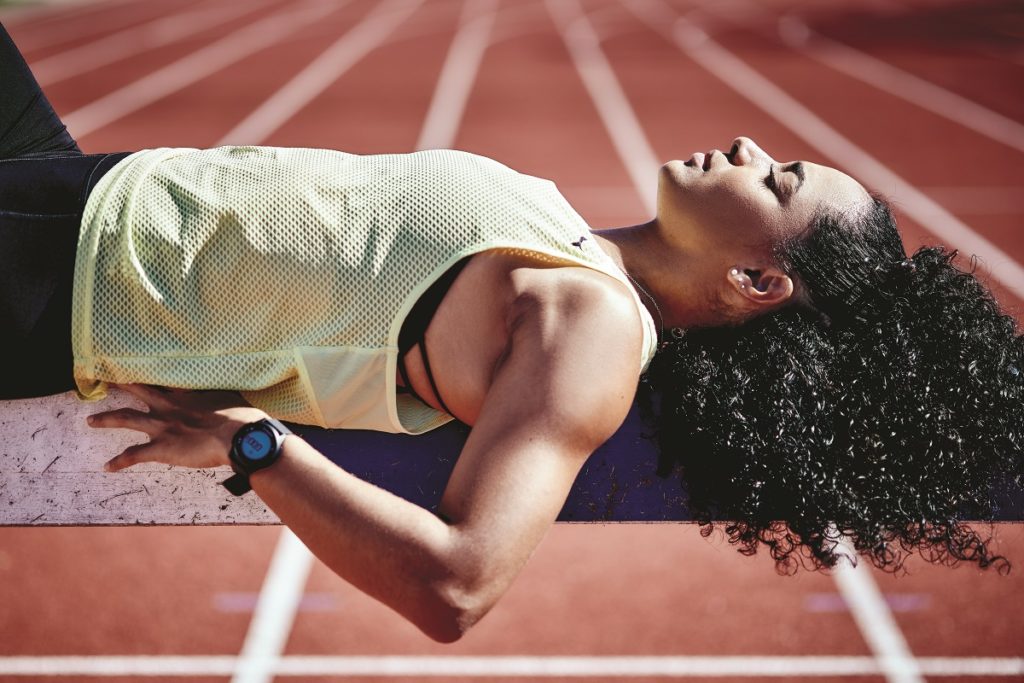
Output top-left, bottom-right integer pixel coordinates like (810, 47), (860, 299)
(761, 167), (779, 200)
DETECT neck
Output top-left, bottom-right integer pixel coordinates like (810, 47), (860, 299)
(591, 219), (717, 330)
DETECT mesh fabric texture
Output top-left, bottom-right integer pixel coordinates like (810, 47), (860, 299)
(73, 147), (657, 433)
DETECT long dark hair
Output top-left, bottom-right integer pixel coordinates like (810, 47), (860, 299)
(638, 197), (1023, 573)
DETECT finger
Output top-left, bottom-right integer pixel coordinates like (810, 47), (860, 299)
(103, 442), (154, 472)
(88, 407), (163, 435)
(109, 383), (176, 410)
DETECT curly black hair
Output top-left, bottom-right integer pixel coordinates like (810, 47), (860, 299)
(638, 197), (1023, 574)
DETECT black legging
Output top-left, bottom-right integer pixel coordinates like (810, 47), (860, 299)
(1, 23), (130, 398)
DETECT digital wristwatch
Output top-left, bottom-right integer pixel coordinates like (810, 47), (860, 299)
(221, 417), (293, 496)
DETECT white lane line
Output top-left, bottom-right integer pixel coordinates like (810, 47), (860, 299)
(212, 2), (423, 676)
(61, 0), (338, 140)
(223, 5), (481, 681)
(231, 530), (315, 683)
(217, 0), (425, 146)
(0, 0), (126, 27)
(415, 0), (498, 151)
(832, 539), (923, 683)
(545, 9), (958, 680)
(31, 0), (270, 86)
(624, 0), (1024, 301)
(546, 0), (659, 216)
(9, 0), (158, 52)
(0, 655), (1021, 676)
(776, 15), (1024, 154)
(914, 186), (1024, 214)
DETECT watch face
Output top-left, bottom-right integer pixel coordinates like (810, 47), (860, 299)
(240, 428), (274, 461)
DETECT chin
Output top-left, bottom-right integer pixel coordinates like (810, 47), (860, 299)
(659, 160), (692, 191)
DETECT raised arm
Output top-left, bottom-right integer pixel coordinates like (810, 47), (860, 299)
(93, 275), (643, 642)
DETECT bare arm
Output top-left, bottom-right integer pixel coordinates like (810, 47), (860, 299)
(94, 278), (643, 642)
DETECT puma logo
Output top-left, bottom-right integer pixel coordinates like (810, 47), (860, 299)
(572, 235), (588, 249)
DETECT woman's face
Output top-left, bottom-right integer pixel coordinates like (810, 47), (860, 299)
(658, 137), (871, 256)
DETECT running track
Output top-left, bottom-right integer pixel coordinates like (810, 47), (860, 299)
(0, 0), (1022, 681)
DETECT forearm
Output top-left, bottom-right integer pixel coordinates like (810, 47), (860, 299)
(92, 385), (489, 641)
(248, 435), (468, 642)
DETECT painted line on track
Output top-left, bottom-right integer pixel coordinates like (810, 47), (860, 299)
(9, 0), (163, 52)
(612, 2), (929, 679)
(211, 3), (426, 674)
(415, 0), (498, 151)
(623, 0), (1024, 301)
(832, 538), (923, 683)
(61, 0), (337, 140)
(914, 186), (1024, 214)
(30, 0), (271, 86)
(546, 0), (659, 216)
(218, 0), (426, 146)
(221, 2), (493, 679)
(695, 0), (1024, 155)
(0, 0), (129, 28)
(231, 530), (315, 683)
(548, 3), (925, 681)
(0, 655), (1021, 677)
(774, 15), (1024, 155)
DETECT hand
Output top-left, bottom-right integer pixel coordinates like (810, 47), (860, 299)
(87, 384), (270, 472)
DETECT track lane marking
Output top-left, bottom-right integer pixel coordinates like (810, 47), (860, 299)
(548, 3), (930, 681)
(224, 3), (492, 680)
(61, 0), (338, 140)
(623, 0), (1024, 301)
(231, 530), (315, 683)
(9, 0), (167, 53)
(773, 14), (1024, 154)
(218, 0), (426, 146)
(0, 0), (132, 28)
(913, 186), (1024, 214)
(0, 654), (1020, 676)
(832, 536), (923, 683)
(546, 0), (659, 215)
(30, 0), (272, 86)
(416, 0), (498, 151)
(216, 5), (431, 679)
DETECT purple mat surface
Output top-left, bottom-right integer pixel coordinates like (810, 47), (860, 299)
(293, 403), (1024, 522)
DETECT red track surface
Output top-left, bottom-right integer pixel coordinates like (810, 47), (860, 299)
(1, 0), (1022, 681)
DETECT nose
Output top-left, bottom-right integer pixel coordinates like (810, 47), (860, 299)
(729, 136), (772, 166)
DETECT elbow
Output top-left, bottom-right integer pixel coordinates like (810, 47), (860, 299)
(420, 611), (474, 644)
(419, 581), (496, 644)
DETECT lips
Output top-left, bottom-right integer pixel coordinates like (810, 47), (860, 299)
(684, 152), (707, 170)
(683, 150), (717, 171)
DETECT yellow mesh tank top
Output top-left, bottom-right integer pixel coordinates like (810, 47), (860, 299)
(73, 147), (658, 433)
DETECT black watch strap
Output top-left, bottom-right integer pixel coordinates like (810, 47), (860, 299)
(223, 472), (252, 496)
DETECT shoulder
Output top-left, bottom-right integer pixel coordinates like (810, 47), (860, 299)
(495, 267), (643, 449)
(509, 265), (644, 349)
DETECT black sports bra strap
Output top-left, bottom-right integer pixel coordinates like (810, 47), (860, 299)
(398, 256), (472, 356)
(418, 337), (454, 415)
(396, 256), (473, 416)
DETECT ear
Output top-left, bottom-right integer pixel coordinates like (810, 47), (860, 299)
(727, 266), (794, 308)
